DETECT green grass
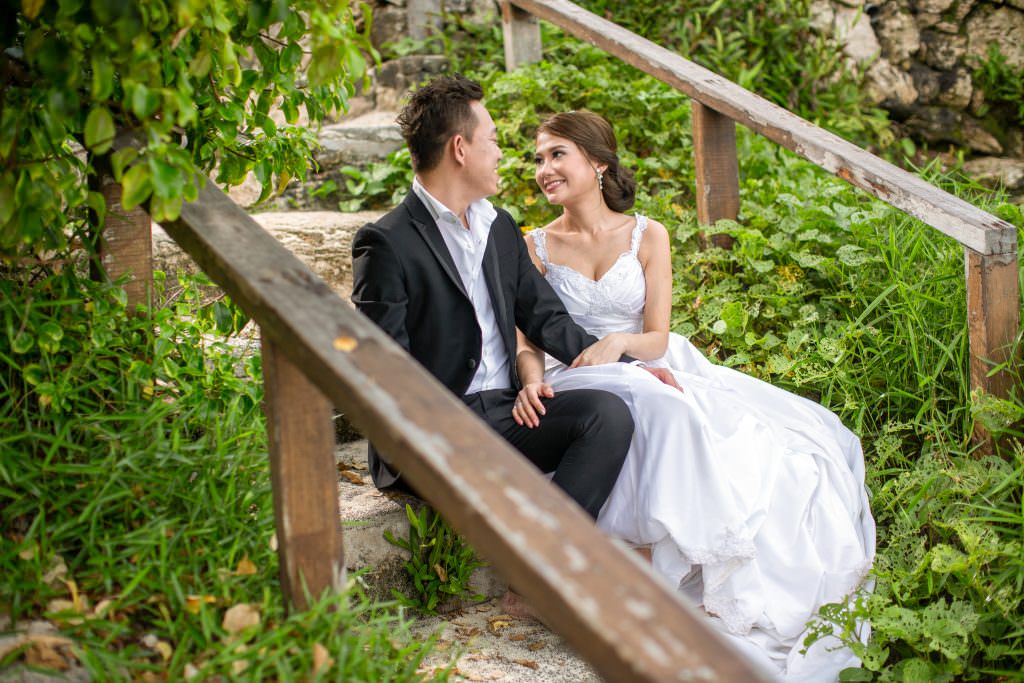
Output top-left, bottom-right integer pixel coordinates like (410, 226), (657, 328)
(0, 269), (450, 681)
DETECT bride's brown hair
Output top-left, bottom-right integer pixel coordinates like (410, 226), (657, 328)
(537, 111), (637, 212)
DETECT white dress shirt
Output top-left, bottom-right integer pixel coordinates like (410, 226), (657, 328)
(412, 178), (511, 393)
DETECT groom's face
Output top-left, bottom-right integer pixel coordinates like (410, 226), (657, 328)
(461, 100), (503, 200)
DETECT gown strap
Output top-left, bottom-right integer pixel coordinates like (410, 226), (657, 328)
(530, 228), (551, 267)
(630, 215), (649, 256)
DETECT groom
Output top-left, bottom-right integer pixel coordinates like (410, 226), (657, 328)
(350, 75), (634, 518)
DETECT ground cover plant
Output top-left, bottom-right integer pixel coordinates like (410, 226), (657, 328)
(0, 269), (450, 681)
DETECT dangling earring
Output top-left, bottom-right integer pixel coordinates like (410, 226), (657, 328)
(596, 168), (604, 192)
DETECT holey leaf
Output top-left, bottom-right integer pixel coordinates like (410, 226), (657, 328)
(84, 107), (115, 154)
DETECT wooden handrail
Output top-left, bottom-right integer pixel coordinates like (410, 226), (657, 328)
(504, 0), (1017, 256)
(159, 180), (773, 682)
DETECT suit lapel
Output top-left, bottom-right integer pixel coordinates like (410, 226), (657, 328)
(404, 194), (469, 300)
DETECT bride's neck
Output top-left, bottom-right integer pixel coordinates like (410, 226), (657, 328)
(560, 201), (616, 235)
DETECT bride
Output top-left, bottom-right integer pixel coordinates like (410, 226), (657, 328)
(512, 111), (876, 681)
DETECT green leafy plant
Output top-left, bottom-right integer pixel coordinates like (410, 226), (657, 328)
(384, 504), (485, 614)
(972, 43), (1024, 130)
(0, 267), (451, 679)
(2, 0), (374, 257)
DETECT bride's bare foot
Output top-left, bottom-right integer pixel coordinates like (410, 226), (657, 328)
(499, 590), (540, 620)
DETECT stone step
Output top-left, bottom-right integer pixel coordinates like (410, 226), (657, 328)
(153, 209), (382, 298)
(315, 110), (404, 171)
(336, 439), (508, 608)
(336, 438), (600, 682)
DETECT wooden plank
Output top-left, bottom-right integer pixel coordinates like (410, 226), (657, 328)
(507, 0), (1016, 257)
(98, 175), (153, 309)
(501, 0), (542, 70)
(965, 249), (1020, 402)
(262, 336), (344, 610)
(692, 102), (740, 249)
(161, 180), (773, 683)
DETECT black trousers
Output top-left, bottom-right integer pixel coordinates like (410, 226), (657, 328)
(460, 387), (634, 519)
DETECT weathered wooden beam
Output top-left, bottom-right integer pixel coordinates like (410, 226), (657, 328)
(161, 180), (773, 683)
(262, 336), (344, 610)
(501, 0), (542, 70)
(965, 249), (1020, 402)
(692, 102), (740, 249)
(507, 0), (1016, 257)
(98, 175), (153, 310)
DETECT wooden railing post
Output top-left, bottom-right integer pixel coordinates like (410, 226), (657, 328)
(501, 0), (542, 70)
(262, 335), (343, 610)
(98, 174), (153, 310)
(965, 248), (1020, 437)
(691, 102), (740, 249)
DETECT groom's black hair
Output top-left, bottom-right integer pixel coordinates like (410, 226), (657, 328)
(397, 74), (485, 173)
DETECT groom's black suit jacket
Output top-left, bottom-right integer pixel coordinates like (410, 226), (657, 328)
(351, 192), (600, 489)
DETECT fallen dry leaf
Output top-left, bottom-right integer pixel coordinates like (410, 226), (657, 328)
(18, 545), (36, 560)
(527, 641), (546, 651)
(339, 470), (364, 485)
(508, 633), (527, 641)
(23, 633), (76, 671)
(234, 555), (258, 576)
(92, 598), (114, 618)
(185, 595), (216, 614)
(512, 658), (539, 670)
(487, 617), (512, 635)
(222, 603), (260, 635)
(312, 642), (333, 673)
(433, 563), (447, 582)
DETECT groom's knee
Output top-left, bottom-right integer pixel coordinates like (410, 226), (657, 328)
(583, 390), (634, 449)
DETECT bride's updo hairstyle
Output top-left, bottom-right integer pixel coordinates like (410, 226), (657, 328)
(537, 111), (637, 212)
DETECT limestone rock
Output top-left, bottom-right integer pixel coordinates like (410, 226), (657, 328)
(808, 0), (835, 33)
(904, 106), (1002, 154)
(372, 55), (449, 111)
(153, 210), (384, 298)
(315, 111), (404, 171)
(962, 156), (1024, 190)
(873, 5), (920, 67)
(966, 5), (1024, 69)
(913, 0), (956, 12)
(834, 6), (881, 64)
(920, 30), (966, 71)
(935, 66), (973, 109)
(370, 5), (409, 50)
(866, 58), (919, 109)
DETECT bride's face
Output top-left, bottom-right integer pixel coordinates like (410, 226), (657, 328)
(534, 131), (601, 206)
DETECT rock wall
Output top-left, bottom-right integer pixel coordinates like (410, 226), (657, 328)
(814, 0), (1023, 176)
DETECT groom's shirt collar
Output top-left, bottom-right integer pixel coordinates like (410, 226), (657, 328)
(411, 177), (509, 394)
(411, 177), (497, 231)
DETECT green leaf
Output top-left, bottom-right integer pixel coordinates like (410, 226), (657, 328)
(12, 331), (34, 354)
(22, 0), (44, 20)
(91, 56), (115, 100)
(130, 84), (159, 119)
(111, 148), (138, 182)
(120, 163), (152, 210)
(84, 106), (115, 154)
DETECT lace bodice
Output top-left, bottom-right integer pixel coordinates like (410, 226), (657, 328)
(532, 215), (648, 340)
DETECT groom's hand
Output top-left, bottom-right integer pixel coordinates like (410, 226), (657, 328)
(513, 382), (554, 428)
(643, 367), (683, 392)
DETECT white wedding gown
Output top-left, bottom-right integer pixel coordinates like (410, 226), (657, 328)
(532, 217), (875, 682)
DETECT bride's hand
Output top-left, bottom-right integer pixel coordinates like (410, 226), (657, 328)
(512, 382), (554, 428)
(570, 334), (626, 368)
